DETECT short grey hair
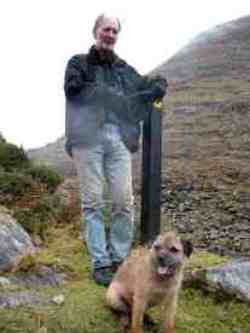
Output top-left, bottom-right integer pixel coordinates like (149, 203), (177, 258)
(92, 14), (121, 37)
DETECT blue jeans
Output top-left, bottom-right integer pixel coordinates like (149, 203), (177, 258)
(72, 124), (134, 269)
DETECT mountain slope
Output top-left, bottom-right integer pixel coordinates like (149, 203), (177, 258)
(28, 137), (76, 177)
(154, 15), (250, 192)
(155, 15), (250, 82)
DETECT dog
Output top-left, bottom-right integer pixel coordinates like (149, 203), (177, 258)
(106, 231), (193, 333)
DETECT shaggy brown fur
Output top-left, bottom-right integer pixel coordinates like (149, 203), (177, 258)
(106, 231), (193, 333)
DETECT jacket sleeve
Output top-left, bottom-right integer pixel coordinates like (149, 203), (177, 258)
(64, 55), (86, 99)
(126, 64), (168, 103)
(138, 75), (168, 103)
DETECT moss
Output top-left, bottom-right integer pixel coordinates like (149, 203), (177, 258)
(34, 225), (90, 277)
(187, 250), (229, 271)
(25, 164), (63, 193)
(12, 193), (70, 239)
(17, 254), (37, 272)
(13, 207), (50, 239)
(176, 288), (250, 333)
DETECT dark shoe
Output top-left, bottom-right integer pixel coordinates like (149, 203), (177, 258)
(111, 261), (123, 273)
(93, 267), (113, 287)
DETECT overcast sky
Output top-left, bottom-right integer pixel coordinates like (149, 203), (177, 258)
(1, 1), (250, 149)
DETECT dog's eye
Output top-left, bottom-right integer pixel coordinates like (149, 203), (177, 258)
(170, 246), (179, 253)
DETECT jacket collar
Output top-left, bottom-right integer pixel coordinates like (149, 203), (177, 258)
(87, 45), (122, 66)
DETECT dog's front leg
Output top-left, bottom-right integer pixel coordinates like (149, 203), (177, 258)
(130, 292), (146, 333)
(163, 293), (178, 333)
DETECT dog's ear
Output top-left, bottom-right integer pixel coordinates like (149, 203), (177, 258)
(181, 239), (193, 257)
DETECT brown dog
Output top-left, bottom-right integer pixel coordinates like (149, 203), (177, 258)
(106, 231), (193, 333)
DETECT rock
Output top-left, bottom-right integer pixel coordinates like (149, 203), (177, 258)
(0, 291), (48, 308)
(240, 240), (250, 252)
(52, 294), (64, 305)
(0, 210), (35, 273)
(7, 265), (66, 288)
(0, 277), (11, 286)
(232, 329), (243, 333)
(193, 260), (250, 303)
(37, 328), (47, 333)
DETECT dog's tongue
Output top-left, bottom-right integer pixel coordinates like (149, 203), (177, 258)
(158, 266), (169, 275)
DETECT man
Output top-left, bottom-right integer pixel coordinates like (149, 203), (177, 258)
(64, 14), (167, 286)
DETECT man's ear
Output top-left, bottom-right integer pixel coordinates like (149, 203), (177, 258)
(181, 239), (193, 257)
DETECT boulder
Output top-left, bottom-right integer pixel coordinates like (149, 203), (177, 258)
(193, 260), (250, 303)
(0, 291), (48, 309)
(0, 208), (35, 273)
(6, 265), (65, 288)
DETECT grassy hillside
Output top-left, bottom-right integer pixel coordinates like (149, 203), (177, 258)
(1, 224), (250, 333)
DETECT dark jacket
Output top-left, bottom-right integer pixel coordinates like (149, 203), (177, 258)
(64, 46), (167, 156)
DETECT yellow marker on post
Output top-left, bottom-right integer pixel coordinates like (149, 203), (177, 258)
(153, 99), (164, 111)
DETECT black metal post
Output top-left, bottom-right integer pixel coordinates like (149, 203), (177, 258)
(140, 105), (162, 243)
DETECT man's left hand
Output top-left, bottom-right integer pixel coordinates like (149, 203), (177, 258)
(150, 75), (168, 100)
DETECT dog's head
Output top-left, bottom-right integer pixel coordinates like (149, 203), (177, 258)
(151, 232), (193, 278)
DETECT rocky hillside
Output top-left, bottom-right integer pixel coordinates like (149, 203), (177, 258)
(155, 15), (250, 82)
(156, 15), (250, 189)
(28, 15), (250, 256)
(153, 15), (250, 255)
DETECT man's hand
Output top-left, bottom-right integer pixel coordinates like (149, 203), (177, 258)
(139, 75), (168, 103)
(149, 75), (168, 100)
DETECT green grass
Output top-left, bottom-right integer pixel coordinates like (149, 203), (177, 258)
(176, 288), (250, 333)
(0, 224), (250, 333)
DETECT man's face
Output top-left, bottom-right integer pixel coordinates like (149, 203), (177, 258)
(95, 17), (119, 51)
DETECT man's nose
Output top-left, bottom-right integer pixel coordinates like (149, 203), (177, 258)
(107, 30), (116, 38)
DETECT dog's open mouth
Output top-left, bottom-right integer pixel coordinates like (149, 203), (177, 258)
(157, 265), (176, 278)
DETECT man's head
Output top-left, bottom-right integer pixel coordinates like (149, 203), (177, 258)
(93, 14), (121, 51)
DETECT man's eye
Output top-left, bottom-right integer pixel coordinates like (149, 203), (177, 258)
(104, 28), (118, 34)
